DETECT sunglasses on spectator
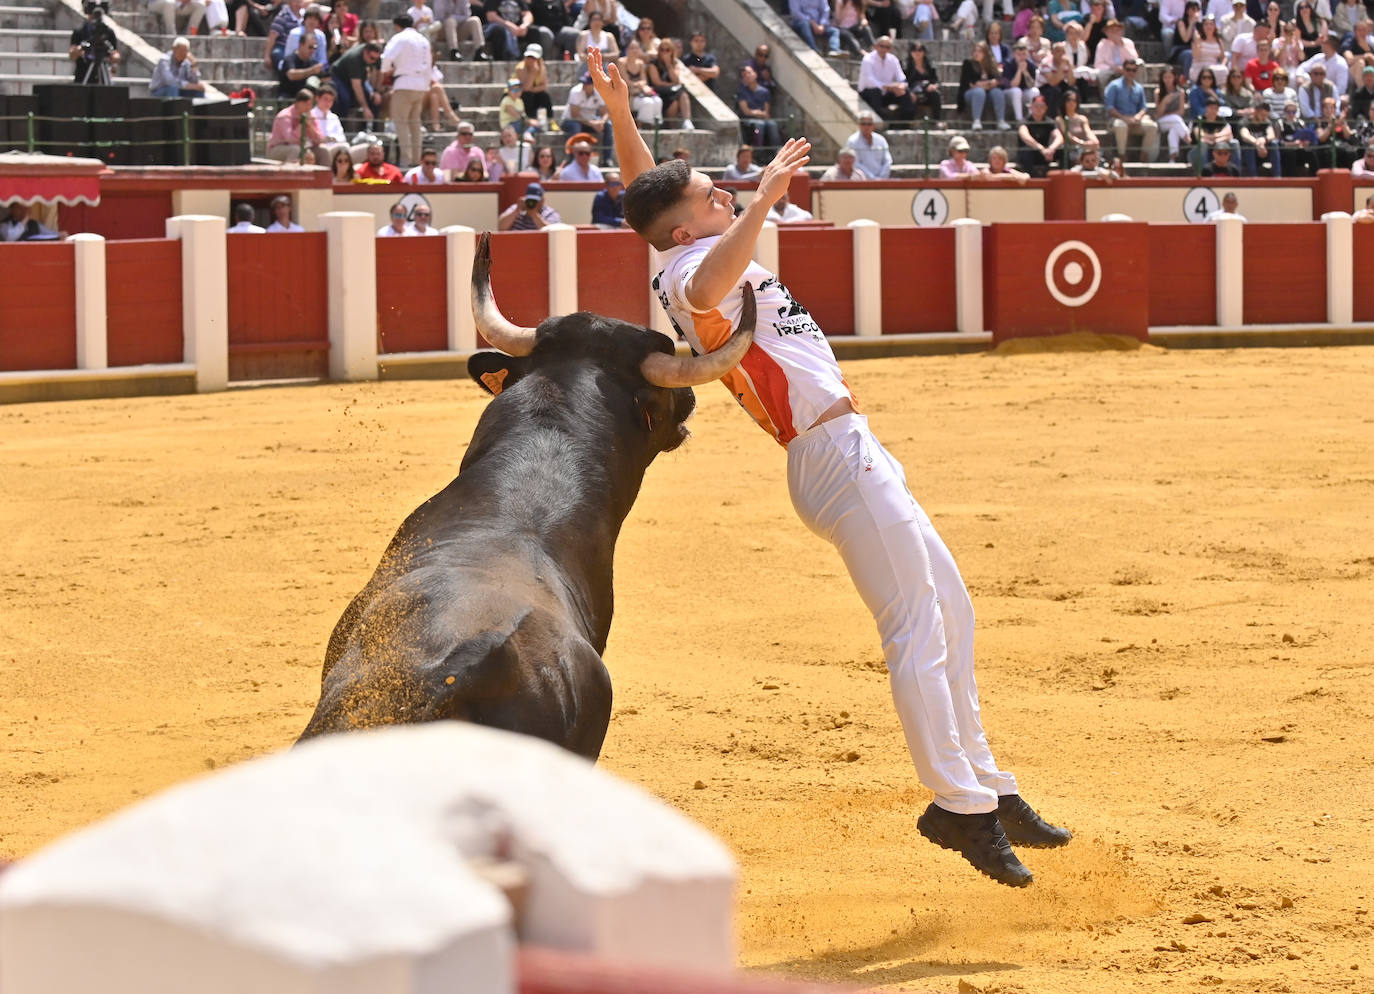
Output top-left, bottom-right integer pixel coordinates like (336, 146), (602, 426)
(414, 211), (431, 217)
(575, 149), (592, 156)
(391, 211), (406, 218)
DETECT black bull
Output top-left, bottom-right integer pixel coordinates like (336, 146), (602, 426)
(298, 234), (754, 759)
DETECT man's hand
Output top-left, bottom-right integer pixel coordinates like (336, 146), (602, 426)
(587, 47), (631, 116)
(755, 137), (811, 209)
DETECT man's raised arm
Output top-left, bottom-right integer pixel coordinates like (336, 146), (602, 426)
(587, 48), (654, 185)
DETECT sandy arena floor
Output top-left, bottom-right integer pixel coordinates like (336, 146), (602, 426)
(3, 343), (1373, 994)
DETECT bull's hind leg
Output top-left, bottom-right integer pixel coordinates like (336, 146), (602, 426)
(560, 639), (613, 761)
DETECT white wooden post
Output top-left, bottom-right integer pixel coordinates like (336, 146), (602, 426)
(1213, 214), (1244, 328)
(321, 211), (378, 381)
(952, 218), (984, 334)
(1322, 211), (1353, 325)
(68, 233), (107, 371)
(165, 214), (228, 392)
(546, 223), (578, 316)
(442, 225), (477, 351)
(848, 219), (881, 338)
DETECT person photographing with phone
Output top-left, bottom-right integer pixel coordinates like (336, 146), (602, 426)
(497, 180), (561, 230)
(583, 47), (1073, 889)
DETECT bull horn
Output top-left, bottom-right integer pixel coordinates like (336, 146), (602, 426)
(640, 282), (756, 388)
(471, 231), (537, 356)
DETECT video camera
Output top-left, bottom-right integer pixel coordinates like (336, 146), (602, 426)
(523, 196), (540, 209)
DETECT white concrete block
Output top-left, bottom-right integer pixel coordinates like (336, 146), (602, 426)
(1214, 214), (1245, 329)
(321, 212), (379, 380)
(166, 214), (228, 393)
(0, 723), (737, 992)
(754, 220), (779, 274)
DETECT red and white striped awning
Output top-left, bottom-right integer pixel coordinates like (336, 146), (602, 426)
(0, 152), (104, 206)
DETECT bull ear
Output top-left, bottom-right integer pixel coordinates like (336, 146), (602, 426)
(467, 351), (530, 397)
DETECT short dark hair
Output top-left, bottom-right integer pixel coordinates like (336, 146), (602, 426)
(363, 41), (382, 53)
(623, 159), (693, 247)
(234, 202), (254, 222)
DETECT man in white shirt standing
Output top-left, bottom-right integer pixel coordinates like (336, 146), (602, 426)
(857, 35), (915, 121)
(846, 109), (892, 178)
(1229, 20), (1270, 71)
(1299, 36), (1349, 94)
(404, 147), (445, 183)
(382, 13), (433, 169)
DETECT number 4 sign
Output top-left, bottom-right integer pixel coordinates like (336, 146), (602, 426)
(911, 189), (949, 227)
(1183, 186), (1220, 224)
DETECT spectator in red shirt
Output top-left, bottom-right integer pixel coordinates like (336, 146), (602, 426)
(355, 141), (404, 181)
(1244, 37), (1278, 91)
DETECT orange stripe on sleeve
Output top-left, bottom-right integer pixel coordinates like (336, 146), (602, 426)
(691, 308), (734, 352)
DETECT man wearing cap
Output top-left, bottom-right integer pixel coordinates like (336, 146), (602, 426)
(382, 13), (432, 169)
(1093, 19), (1139, 88)
(1219, 0), (1254, 49)
(846, 110), (891, 178)
(1201, 142), (1242, 176)
(562, 71), (614, 165)
(498, 181), (561, 230)
(1104, 58), (1159, 161)
(1299, 36), (1349, 95)
(590, 169), (625, 227)
(939, 134), (981, 177)
(819, 147), (870, 180)
(440, 120), (483, 177)
(1239, 98), (1281, 174)
(559, 133), (605, 181)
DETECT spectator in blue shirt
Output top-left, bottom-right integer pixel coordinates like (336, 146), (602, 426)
(1103, 58), (1160, 161)
(590, 170), (625, 227)
(788, 0), (841, 56)
(149, 37), (205, 98)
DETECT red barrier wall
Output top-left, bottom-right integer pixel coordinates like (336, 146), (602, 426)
(878, 227), (957, 334)
(487, 232), (551, 341)
(983, 222), (1150, 341)
(1354, 222), (1374, 322)
(0, 243), (77, 372)
(576, 230), (651, 328)
(1242, 223), (1327, 325)
(1147, 224), (1215, 327)
(778, 227), (854, 336)
(376, 236), (449, 354)
(106, 239), (183, 367)
(59, 191), (176, 241)
(226, 232), (329, 379)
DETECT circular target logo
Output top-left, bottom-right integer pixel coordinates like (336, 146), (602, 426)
(1043, 240), (1102, 308)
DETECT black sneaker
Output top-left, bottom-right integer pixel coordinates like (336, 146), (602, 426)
(449, 48), (464, 61)
(997, 794), (1073, 849)
(917, 803), (1033, 887)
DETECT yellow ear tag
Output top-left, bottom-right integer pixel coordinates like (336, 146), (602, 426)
(480, 368), (509, 395)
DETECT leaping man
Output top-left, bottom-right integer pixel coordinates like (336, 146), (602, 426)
(586, 47), (1072, 887)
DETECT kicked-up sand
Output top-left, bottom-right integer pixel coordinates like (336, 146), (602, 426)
(2, 343), (1372, 993)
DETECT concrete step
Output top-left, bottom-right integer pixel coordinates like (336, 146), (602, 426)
(0, 5), (51, 30)
(0, 71), (151, 94)
(0, 27), (70, 52)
